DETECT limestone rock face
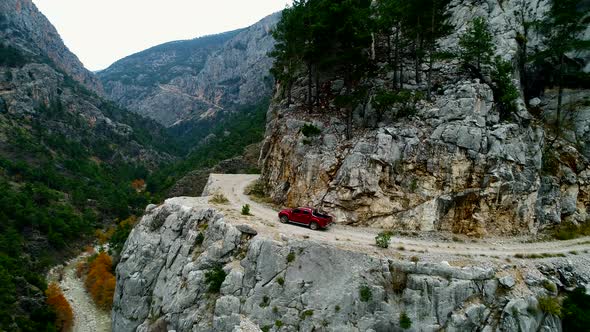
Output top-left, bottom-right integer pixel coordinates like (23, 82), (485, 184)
(259, 0), (590, 235)
(99, 13), (279, 127)
(112, 201), (570, 331)
(0, 0), (102, 92)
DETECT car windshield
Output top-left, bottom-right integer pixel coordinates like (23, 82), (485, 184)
(313, 209), (330, 218)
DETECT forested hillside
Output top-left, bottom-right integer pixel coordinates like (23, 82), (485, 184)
(0, 1), (183, 328)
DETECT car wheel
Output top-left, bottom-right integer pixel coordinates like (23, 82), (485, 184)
(280, 216), (289, 224)
(310, 222), (319, 230)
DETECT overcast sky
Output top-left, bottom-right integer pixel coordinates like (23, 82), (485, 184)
(32, 0), (291, 71)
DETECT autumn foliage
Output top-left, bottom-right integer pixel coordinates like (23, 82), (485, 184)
(45, 283), (73, 331)
(83, 252), (116, 310)
(131, 178), (146, 192)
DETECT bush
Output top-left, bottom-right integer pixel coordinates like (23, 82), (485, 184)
(45, 282), (73, 331)
(492, 57), (519, 120)
(301, 123), (322, 137)
(195, 232), (204, 246)
(84, 252), (116, 310)
(0, 44), (29, 68)
(259, 295), (270, 308)
(300, 309), (314, 319)
(277, 277), (285, 286)
(359, 285), (372, 302)
(562, 287), (590, 331)
(286, 252), (296, 263)
(241, 204), (251, 215)
(542, 280), (557, 293)
(205, 265), (227, 293)
(552, 222), (590, 240)
(375, 231), (392, 248)
(210, 193), (229, 204)
(400, 312), (412, 329)
(538, 296), (562, 316)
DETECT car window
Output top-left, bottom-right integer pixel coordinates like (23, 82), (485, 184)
(301, 210), (310, 215)
(293, 209), (301, 214)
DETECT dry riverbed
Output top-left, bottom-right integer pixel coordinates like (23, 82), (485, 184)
(47, 251), (111, 332)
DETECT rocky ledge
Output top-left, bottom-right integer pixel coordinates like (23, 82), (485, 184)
(112, 199), (586, 331)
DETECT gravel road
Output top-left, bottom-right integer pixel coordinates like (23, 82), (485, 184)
(201, 173), (590, 258)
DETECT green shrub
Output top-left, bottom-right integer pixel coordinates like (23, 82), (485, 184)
(301, 123), (321, 137)
(359, 285), (372, 302)
(538, 296), (562, 316)
(335, 305), (341, 312)
(241, 204), (251, 215)
(209, 193), (229, 204)
(0, 44), (29, 67)
(205, 265), (227, 293)
(300, 309), (314, 319)
(400, 312), (412, 329)
(286, 252), (296, 263)
(277, 277), (285, 286)
(375, 231), (392, 248)
(259, 295), (270, 308)
(492, 57), (519, 120)
(552, 222), (590, 240)
(195, 232), (204, 246)
(275, 320), (284, 328)
(562, 287), (590, 331)
(542, 280), (557, 293)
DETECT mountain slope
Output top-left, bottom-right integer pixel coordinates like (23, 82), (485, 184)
(0, 1), (179, 330)
(0, 0), (102, 92)
(98, 13), (279, 129)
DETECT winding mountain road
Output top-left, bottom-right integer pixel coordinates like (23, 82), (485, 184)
(202, 174), (590, 259)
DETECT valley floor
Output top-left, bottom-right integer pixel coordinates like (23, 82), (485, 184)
(196, 174), (590, 262)
(48, 252), (112, 332)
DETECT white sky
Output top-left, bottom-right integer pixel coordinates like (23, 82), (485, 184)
(32, 0), (291, 71)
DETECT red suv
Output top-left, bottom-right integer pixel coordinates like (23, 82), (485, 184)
(278, 207), (333, 230)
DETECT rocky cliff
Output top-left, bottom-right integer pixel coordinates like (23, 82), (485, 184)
(112, 199), (588, 331)
(259, 0), (590, 236)
(98, 13), (279, 128)
(0, 0), (102, 92)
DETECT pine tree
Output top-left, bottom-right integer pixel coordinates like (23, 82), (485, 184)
(536, 0), (590, 138)
(459, 17), (495, 74)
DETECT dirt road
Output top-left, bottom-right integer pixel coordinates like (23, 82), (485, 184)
(202, 174), (590, 259)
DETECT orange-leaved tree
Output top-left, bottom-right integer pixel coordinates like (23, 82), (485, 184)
(45, 282), (73, 331)
(84, 252), (116, 310)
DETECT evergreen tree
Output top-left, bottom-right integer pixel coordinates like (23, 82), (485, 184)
(328, 0), (373, 138)
(459, 17), (495, 74)
(536, 0), (590, 138)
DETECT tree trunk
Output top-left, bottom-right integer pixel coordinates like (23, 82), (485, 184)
(307, 60), (313, 113)
(394, 27), (400, 90)
(387, 33), (393, 89)
(287, 79), (292, 106)
(427, 5), (435, 100)
(556, 54), (564, 139)
(315, 67), (320, 107)
(345, 69), (353, 140)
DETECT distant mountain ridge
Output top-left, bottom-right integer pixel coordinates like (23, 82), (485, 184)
(0, 0), (102, 92)
(98, 12), (279, 128)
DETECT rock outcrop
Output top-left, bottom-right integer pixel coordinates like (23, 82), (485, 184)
(113, 199), (582, 331)
(259, 0), (590, 235)
(98, 13), (279, 127)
